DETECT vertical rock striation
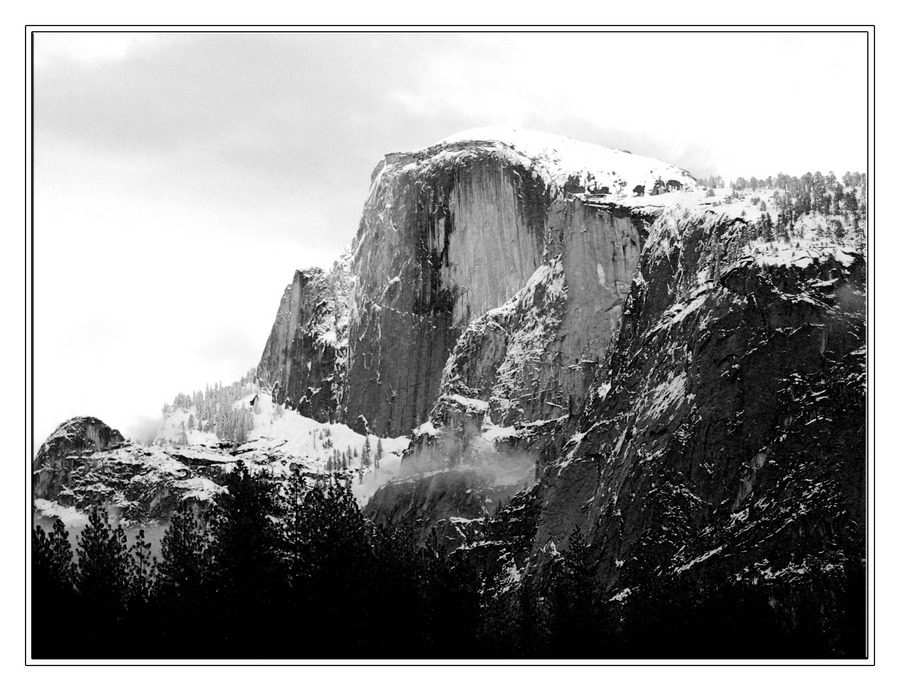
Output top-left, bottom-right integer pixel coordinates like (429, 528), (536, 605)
(259, 128), (695, 437)
(344, 150), (551, 435)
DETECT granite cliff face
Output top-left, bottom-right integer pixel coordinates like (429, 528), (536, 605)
(259, 128), (692, 436)
(430, 200), (655, 433)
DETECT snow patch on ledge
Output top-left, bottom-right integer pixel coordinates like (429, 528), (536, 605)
(445, 393), (490, 413)
(674, 545), (724, 574)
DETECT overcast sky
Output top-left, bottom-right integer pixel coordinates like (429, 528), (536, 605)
(32, 30), (868, 445)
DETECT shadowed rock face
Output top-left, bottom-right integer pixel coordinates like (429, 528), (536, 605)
(365, 466), (536, 553)
(258, 269), (335, 421)
(365, 469), (491, 550)
(528, 206), (866, 594)
(257, 264), (352, 423)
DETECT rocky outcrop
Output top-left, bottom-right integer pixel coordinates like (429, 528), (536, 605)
(33, 417), (126, 499)
(365, 456), (536, 553)
(34, 417), (226, 523)
(365, 469), (492, 551)
(257, 261), (352, 422)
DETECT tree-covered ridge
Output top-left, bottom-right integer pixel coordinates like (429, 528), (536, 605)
(697, 170), (867, 244)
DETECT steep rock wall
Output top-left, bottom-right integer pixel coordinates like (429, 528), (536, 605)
(257, 263), (351, 422)
(433, 199), (653, 427)
(344, 153), (551, 435)
(527, 204), (866, 594)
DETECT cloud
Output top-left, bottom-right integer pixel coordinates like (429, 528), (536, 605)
(384, 32), (867, 179)
(34, 32), (165, 68)
(196, 326), (260, 375)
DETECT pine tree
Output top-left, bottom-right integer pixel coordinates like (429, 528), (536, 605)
(33, 519), (74, 590)
(375, 438), (384, 469)
(76, 507), (131, 606)
(127, 528), (156, 609)
(271, 468), (379, 655)
(74, 507), (132, 653)
(362, 436), (372, 469)
(208, 462), (282, 652)
(157, 508), (211, 602)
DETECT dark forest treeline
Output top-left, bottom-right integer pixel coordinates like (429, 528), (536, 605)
(32, 463), (863, 659)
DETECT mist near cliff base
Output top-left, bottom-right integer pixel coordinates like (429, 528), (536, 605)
(355, 420), (538, 509)
(125, 414), (164, 445)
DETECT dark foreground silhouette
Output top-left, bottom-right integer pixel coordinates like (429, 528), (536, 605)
(32, 462), (864, 660)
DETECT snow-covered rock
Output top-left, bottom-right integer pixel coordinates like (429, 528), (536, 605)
(34, 417), (223, 524)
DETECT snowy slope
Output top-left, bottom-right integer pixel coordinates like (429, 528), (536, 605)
(435, 126), (698, 197)
(152, 405), (219, 446)
(230, 392), (409, 503)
